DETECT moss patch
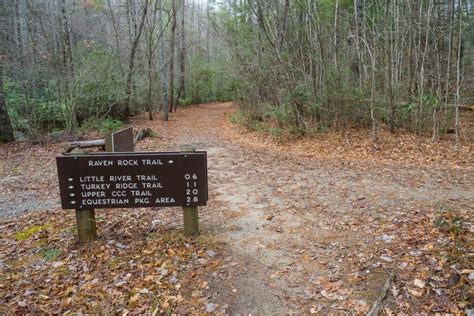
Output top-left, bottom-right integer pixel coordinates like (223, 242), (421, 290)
(14, 224), (48, 241)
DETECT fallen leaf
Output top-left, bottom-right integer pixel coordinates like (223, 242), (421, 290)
(407, 288), (423, 297)
(414, 278), (425, 289)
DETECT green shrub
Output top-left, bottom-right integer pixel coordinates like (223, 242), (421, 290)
(100, 118), (123, 136)
(265, 103), (295, 128)
(178, 97), (193, 106)
(4, 77), (67, 135)
(268, 127), (284, 139)
(72, 44), (126, 121)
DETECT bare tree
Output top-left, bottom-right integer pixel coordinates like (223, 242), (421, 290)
(158, 0), (169, 121)
(176, 0), (186, 110)
(125, 0), (148, 118)
(454, 0), (463, 148)
(145, 0), (159, 120)
(168, 0), (177, 112)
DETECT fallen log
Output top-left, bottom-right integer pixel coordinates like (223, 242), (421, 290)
(65, 139), (105, 152)
(66, 128), (158, 153)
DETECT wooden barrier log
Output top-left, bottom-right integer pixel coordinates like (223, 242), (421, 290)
(66, 139), (105, 152)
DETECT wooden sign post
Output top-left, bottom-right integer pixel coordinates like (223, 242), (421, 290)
(57, 150), (208, 241)
(68, 149), (98, 242)
(75, 208), (97, 241)
(181, 146), (199, 236)
(74, 127), (136, 241)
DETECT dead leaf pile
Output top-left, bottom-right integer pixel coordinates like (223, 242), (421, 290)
(0, 208), (219, 314)
(1, 102), (472, 314)
(364, 208), (473, 314)
(223, 106), (473, 169)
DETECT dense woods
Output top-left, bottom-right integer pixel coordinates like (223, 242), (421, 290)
(0, 0), (472, 143)
(219, 0), (473, 143)
(0, 1), (473, 314)
(0, 0), (236, 139)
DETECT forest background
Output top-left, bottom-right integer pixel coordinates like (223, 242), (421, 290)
(0, 0), (473, 146)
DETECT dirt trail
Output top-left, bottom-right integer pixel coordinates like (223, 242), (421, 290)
(134, 103), (473, 313)
(0, 143), (62, 220)
(1, 102), (472, 313)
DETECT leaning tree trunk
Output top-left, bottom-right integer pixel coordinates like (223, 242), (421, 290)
(125, 0), (148, 119)
(0, 66), (15, 143)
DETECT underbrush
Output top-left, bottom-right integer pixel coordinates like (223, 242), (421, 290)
(229, 109), (304, 140)
(230, 105), (470, 144)
(227, 107), (473, 168)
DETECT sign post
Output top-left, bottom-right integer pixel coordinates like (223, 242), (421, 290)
(76, 208), (97, 241)
(57, 151), (208, 241)
(74, 127), (136, 241)
(69, 149), (98, 242)
(181, 146), (199, 236)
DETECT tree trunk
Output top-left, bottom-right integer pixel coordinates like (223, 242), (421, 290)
(125, 0), (148, 119)
(416, 0), (433, 135)
(168, 0), (177, 113)
(454, 1), (463, 148)
(107, 0), (125, 76)
(146, 1), (159, 121)
(279, 0), (289, 50)
(443, 0), (454, 134)
(351, 0), (362, 87)
(59, 0), (76, 131)
(60, 0), (74, 78)
(14, 0), (22, 62)
(158, 0), (169, 121)
(0, 66), (14, 143)
(176, 0), (186, 111)
(385, 0), (395, 133)
(333, 0), (339, 71)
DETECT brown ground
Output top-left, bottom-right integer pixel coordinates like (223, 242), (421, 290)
(0, 102), (472, 314)
(134, 102), (473, 314)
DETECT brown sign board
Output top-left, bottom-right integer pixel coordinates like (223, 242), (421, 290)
(107, 127), (134, 152)
(56, 152), (208, 209)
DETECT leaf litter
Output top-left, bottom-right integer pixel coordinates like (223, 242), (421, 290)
(0, 102), (472, 314)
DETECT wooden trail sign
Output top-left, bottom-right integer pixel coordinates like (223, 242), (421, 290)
(57, 152), (208, 210)
(58, 128), (206, 240)
(106, 127), (134, 152)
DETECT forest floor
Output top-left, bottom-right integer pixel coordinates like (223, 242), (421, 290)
(0, 102), (473, 314)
